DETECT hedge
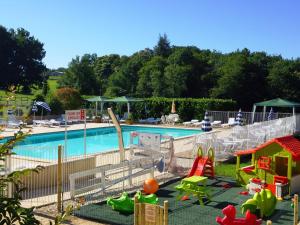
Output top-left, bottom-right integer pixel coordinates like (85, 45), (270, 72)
(129, 97), (236, 122)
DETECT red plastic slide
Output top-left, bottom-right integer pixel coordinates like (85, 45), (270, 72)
(188, 156), (214, 177)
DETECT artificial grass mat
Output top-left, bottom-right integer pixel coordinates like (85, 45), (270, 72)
(74, 177), (294, 225)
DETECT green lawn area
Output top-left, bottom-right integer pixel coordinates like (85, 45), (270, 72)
(215, 158), (251, 178)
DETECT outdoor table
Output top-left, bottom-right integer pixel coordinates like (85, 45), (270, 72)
(175, 175), (211, 205)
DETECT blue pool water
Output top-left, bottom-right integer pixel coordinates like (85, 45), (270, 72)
(3, 126), (201, 160)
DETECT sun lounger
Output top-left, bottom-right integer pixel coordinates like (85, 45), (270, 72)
(221, 118), (238, 128)
(33, 120), (52, 127)
(192, 121), (204, 127)
(211, 120), (222, 127)
(183, 119), (199, 126)
(139, 118), (161, 124)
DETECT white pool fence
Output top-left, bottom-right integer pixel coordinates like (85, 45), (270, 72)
(207, 110), (292, 124)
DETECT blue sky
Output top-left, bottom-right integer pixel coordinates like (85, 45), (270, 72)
(1, 0), (299, 69)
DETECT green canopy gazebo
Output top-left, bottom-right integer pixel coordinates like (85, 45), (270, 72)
(251, 98), (300, 123)
(108, 96), (143, 114)
(86, 96), (110, 116)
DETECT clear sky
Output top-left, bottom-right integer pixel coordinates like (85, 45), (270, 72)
(1, 0), (299, 69)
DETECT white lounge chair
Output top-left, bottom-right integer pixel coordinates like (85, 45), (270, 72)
(211, 120), (222, 127)
(183, 119), (199, 126)
(221, 118), (238, 128)
(33, 120), (52, 127)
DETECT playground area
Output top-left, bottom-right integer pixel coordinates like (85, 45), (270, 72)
(74, 176), (294, 225)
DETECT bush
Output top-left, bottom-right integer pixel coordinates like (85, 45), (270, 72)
(131, 97), (236, 121)
(48, 96), (64, 115)
(55, 87), (83, 110)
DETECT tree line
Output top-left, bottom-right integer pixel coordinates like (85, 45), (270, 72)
(0, 25), (46, 92)
(59, 34), (300, 109)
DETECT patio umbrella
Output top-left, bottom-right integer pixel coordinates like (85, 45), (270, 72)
(86, 96), (109, 116)
(34, 101), (51, 120)
(202, 111), (212, 132)
(171, 100), (176, 114)
(235, 109), (244, 126)
(108, 96), (143, 114)
(267, 107), (275, 121)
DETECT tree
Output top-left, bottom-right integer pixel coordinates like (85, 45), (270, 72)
(154, 34), (171, 58)
(59, 54), (99, 95)
(94, 54), (121, 95)
(211, 49), (271, 108)
(0, 25), (46, 91)
(268, 59), (300, 100)
(54, 87), (83, 110)
(136, 56), (167, 97)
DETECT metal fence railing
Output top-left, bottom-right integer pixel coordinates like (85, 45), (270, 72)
(207, 110), (292, 124)
(194, 115), (297, 161)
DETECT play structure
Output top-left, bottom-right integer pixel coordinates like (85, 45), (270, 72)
(242, 189), (277, 217)
(216, 205), (262, 225)
(107, 191), (159, 213)
(236, 135), (300, 197)
(188, 146), (215, 178)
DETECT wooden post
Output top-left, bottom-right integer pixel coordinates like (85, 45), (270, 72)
(266, 221), (272, 225)
(134, 196), (138, 225)
(108, 108), (125, 162)
(163, 200), (168, 225)
(294, 194), (299, 225)
(57, 145), (63, 213)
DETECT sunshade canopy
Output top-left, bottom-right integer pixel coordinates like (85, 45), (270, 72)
(86, 96), (109, 102)
(108, 96), (143, 103)
(107, 96), (143, 114)
(254, 98), (300, 107)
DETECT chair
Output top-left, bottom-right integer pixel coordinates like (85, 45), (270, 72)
(221, 118), (238, 128)
(134, 196), (168, 225)
(33, 120), (52, 127)
(7, 113), (25, 128)
(183, 119), (199, 126)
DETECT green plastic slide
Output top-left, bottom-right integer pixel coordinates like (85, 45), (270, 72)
(241, 189), (277, 217)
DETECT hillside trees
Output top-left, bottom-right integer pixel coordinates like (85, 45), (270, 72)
(55, 34), (300, 107)
(0, 25), (46, 92)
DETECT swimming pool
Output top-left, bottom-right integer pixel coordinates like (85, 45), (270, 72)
(5, 126), (201, 160)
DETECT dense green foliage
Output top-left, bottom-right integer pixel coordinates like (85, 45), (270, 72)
(59, 34), (300, 109)
(0, 129), (42, 225)
(124, 97), (236, 121)
(0, 25), (46, 92)
(48, 87), (83, 114)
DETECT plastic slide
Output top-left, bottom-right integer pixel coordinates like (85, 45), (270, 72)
(188, 147), (214, 177)
(242, 189), (277, 217)
(188, 156), (208, 176)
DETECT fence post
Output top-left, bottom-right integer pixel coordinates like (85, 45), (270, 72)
(294, 194), (299, 225)
(5, 149), (12, 198)
(57, 145), (63, 213)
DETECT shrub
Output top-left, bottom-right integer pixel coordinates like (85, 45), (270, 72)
(54, 87), (83, 110)
(48, 96), (64, 115)
(131, 97), (236, 121)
